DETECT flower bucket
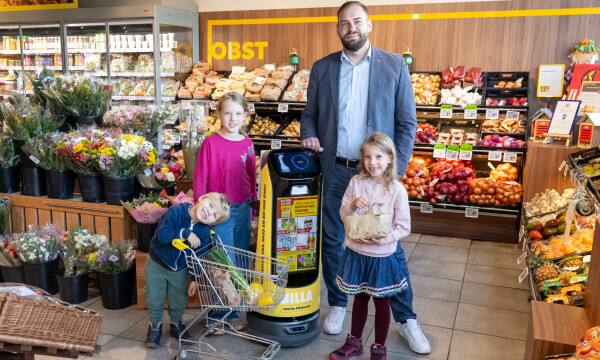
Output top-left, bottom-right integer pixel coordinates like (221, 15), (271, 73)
(57, 114), (76, 132)
(78, 174), (105, 203)
(135, 222), (158, 253)
(74, 116), (103, 128)
(0, 166), (20, 193)
(22, 257), (60, 294)
(21, 167), (47, 196)
(56, 267), (89, 304)
(103, 177), (135, 205)
(15, 139), (34, 169)
(97, 267), (135, 310)
(45, 169), (75, 199)
(141, 183), (176, 197)
(0, 264), (25, 283)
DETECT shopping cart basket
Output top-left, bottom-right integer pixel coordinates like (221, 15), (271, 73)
(172, 232), (290, 360)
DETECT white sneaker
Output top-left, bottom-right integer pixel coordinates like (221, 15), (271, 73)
(323, 306), (346, 335)
(399, 319), (431, 354)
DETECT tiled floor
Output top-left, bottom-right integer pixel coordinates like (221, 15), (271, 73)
(37, 234), (530, 360)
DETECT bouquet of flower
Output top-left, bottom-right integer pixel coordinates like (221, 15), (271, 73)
(0, 136), (19, 167)
(22, 133), (67, 171)
(122, 192), (169, 224)
(0, 94), (61, 142)
(60, 225), (108, 277)
(42, 76), (112, 117)
(89, 241), (136, 274)
(12, 224), (62, 264)
(55, 128), (110, 175)
(137, 154), (185, 188)
(106, 104), (177, 135)
(28, 68), (56, 109)
(96, 134), (157, 178)
(0, 235), (21, 267)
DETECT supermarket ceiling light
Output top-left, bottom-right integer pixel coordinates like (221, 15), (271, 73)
(412, 14), (419, 19)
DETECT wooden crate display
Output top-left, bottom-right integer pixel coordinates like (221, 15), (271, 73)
(3, 194), (134, 243)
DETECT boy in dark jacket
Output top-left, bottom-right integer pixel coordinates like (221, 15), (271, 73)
(144, 192), (231, 348)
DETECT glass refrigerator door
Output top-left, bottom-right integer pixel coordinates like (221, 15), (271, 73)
(0, 25), (22, 97)
(20, 24), (62, 94)
(65, 22), (107, 80)
(157, 24), (193, 152)
(108, 21), (155, 104)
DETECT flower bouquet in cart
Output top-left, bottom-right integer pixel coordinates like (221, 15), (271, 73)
(11, 224), (63, 293)
(122, 192), (169, 252)
(56, 225), (108, 303)
(89, 240), (137, 310)
(137, 153), (185, 196)
(95, 134), (158, 205)
(55, 128), (110, 202)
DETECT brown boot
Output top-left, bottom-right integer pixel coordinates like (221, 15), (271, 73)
(329, 334), (363, 360)
(370, 343), (386, 360)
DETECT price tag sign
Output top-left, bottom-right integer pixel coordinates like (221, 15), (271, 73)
(420, 204), (433, 213)
(255, 76), (267, 85)
(465, 207), (479, 218)
(164, 120), (176, 125)
(163, 144), (171, 149)
(558, 160), (566, 172)
(271, 140), (282, 149)
(440, 105), (453, 119)
(210, 102), (217, 110)
(503, 152), (517, 163)
(459, 144), (473, 161)
(278, 103), (289, 113)
(583, 255), (591, 263)
(172, 135), (181, 144)
(265, 64), (276, 71)
(433, 144), (447, 158)
(517, 252), (527, 265)
(248, 103), (255, 113)
(506, 111), (520, 121)
(29, 155), (40, 165)
(518, 267), (529, 284)
(564, 166), (569, 177)
(113, 95), (121, 100)
(488, 151), (502, 161)
(144, 168), (152, 176)
(464, 105), (477, 119)
(129, 95), (136, 101)
(181, 101), (191, 110)
(231, 65), (246, 74)
(446, 145), (459, 160)
(144, 96), (154, 101)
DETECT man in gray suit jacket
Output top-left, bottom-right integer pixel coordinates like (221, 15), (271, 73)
(300, 1), (430, 355)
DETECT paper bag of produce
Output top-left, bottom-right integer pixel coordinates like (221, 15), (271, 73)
(342, 203), (391, 240)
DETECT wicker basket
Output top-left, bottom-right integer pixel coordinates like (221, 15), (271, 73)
(0, 290), (103, 353)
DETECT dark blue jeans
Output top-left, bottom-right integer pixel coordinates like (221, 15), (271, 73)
(323, 164), (416, 322)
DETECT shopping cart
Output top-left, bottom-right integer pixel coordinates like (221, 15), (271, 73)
(172, 232), (290, 360)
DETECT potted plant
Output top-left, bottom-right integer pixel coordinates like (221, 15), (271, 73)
(0, 96), (60, 196)
(29, 70), (75, 131)
(0, 136), (20, 193)
(0, 235), (24, 283)
(23, 133), (75, 200)
(137, 154), (184, 196)
(122, 192), (168, 252)
(43, 76), (111, 128)
(96, 134), (157, 205)
(55, 129), (110, 203)
(56, 225), (108, 304)
(12, 224), (62, 294)
(89, 241), (136, 310)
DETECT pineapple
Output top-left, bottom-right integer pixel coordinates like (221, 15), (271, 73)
(559, 271), (576, 286)
(528, 249), (560, 282)
(559, 255), (583, 270)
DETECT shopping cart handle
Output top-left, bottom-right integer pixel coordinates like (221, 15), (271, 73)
(172, 238), (189, 250)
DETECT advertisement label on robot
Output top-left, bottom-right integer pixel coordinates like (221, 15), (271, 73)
(276, 196), (318, 272)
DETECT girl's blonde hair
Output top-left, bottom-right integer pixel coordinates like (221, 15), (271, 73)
(216, 91), (249, 136)
(357, 133), (398, 186)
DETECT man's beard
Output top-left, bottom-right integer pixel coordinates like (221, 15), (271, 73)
(340, 31), (368, 52)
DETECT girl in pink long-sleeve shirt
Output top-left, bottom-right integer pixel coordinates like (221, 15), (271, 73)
(330, 133), (411, 360)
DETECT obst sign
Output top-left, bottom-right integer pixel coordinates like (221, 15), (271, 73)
(209, 41), (269, 60)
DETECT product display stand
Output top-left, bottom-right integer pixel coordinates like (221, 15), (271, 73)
(525, 216), (600, 359)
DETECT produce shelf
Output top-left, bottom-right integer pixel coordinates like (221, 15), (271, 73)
(408, 199), (520, 215)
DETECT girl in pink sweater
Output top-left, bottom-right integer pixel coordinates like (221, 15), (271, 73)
(330, 133), (411, 360)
